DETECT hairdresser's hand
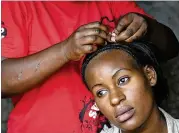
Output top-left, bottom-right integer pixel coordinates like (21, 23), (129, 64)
(110, 13), (148, 43)
(64, 22), (108, 61)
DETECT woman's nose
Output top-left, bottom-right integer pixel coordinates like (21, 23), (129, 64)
(110, 90), (125, 106)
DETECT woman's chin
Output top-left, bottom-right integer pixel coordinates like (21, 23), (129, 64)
(115, 117), (141, 131)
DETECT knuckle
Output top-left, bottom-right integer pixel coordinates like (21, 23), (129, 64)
(119, 20), (126, 27)
(103, 26), (108, 31)
(89, 35), (97, 42)
(74, 31), (80, 38)
(134, 15), (143, 21)
(126, 28), (134, 36)
(133, 21), (140, 27)
(127, 13), (133, 19)
(100, 24), (108, 31)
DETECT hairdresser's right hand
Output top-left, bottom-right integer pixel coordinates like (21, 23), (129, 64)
(64, 22), (108, 61)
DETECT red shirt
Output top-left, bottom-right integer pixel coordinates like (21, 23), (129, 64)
(2, 2), (148, 133)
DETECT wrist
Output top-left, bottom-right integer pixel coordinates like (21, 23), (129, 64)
(60, 40), (71, 62)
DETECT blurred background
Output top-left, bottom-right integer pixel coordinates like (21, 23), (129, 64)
(1, 1), (179, 133)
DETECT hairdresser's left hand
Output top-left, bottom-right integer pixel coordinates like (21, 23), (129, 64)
(111, 13), (148, 43)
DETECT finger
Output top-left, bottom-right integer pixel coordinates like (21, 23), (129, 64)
(114, 13), (134, 35)
(94, 36), (105, 45)
(81, 45), (93, 53)
(81, 45), (97, 53)
(99, 24), (108, 32)
(77, 35), (105, 46)
(78, 22), (100, 30)
(115, 20), (142, 42)
(125, 23), (148, 42)
(79, 22), (108, 32)
(107, 33), (112, 42)
(76, 28), (107, 39)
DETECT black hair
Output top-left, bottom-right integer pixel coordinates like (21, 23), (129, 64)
(81, 41), (169, 106)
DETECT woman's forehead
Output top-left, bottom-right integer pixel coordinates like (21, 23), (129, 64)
(90, 49), (134, 64)
(85, 49), (138, 75)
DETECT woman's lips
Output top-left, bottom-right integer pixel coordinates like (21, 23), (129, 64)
(115, 105), (135, 123)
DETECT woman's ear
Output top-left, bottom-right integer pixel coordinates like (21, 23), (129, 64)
(143, 65), (157, 86)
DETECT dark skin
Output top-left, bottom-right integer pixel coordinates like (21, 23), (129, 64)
(110, 13), (179, 61)
(1, 22), (107, 97)
(84, 50), (168, 133)
(2, 12), (179, 97)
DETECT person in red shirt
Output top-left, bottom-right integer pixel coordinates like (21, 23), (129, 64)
(1, 2), (179, 133)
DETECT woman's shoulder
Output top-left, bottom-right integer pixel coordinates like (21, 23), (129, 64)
(100, 124), (119, 133)
(159, 108), (179, 133)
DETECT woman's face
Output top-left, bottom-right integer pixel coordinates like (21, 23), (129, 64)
(84, 50), (157, 131)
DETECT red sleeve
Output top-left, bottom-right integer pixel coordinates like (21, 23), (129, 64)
(1, 2), (29, 58)
(109, 1), (153, 19)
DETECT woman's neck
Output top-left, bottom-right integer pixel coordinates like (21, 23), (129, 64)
(122, 106), (167, 133)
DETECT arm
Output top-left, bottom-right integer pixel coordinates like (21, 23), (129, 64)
(2, 21), (108, 98)
(109, 2), (179, 61)
(2, 2), (108, 97)
(2, 42), (69, 97)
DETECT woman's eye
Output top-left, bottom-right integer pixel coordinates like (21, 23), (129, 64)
(118, 77), (129, 86)
(96, 90), (107, 97)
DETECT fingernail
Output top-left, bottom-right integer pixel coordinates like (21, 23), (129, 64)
(86, 45), (92, 51)
(111, 36), (116, 42)
(112, 32), (116, 37)
(89, 46), (93, 51)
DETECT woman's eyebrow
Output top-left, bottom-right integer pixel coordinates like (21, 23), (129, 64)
(112, 68), (131, 79)
(91, 83), (103, 90)
(91, 69), (131, 90)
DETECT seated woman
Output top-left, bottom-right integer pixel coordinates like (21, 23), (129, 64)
(81, 41), (179, 133)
